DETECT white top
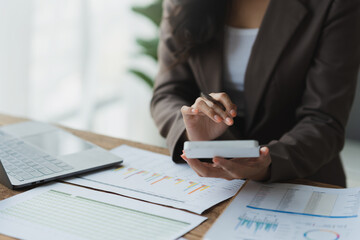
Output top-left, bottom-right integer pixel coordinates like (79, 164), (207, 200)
(223, 26), (259, 116)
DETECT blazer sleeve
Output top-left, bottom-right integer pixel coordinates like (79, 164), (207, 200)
(267, 0), (360, 182)
(150, 0), (200, 162)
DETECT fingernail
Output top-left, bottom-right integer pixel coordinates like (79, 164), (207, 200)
(261, 147), (269, 155)
(191, 108), (197, 113)
(180, 154), (187, 161)
(226, 117), (233, 125)
(214, 115), (222, 122)
(230, 109), (236, 117)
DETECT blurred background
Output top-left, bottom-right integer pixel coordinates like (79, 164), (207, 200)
(0, 0), (359, 186)
(0, 0), (165, 147)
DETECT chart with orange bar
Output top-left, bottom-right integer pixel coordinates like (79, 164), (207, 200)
(67, 145), (245, 214)
(115, 167), (210, 194)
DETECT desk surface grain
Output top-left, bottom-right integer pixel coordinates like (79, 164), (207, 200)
(0, 114), (341, 240)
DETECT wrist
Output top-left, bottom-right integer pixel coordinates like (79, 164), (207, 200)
(251, 166), (270, 181)
(252, 155), (272, 182)
(185, 130), (211, 141)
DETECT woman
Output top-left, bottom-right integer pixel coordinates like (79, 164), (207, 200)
(151, 0), (360, 187)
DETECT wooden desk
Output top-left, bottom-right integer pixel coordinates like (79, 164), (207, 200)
(0, 114), (341, 240)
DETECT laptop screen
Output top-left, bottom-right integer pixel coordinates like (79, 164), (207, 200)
(23, 130), (93, 157)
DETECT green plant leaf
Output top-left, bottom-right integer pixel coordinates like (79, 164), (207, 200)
(129, 69), (154, 88)
(132, 0), (163, 26)
(136, 38), (159, 61)
(130, 0), (162, 89)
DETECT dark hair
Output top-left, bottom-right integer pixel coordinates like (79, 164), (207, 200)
(169, 0), (229, 63)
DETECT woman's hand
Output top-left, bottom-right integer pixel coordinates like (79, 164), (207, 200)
(181, 147), (272, 181)
(181, 92), (237, 141)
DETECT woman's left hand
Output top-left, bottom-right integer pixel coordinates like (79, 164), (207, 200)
(181, 147), (272, 181)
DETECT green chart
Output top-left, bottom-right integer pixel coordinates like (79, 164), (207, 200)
(0, 189), (191, 240)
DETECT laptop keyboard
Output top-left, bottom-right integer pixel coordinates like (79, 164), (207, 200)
(0, 130), (74, 182)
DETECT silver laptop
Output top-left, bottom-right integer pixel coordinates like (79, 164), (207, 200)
(0, 121), (123, 189)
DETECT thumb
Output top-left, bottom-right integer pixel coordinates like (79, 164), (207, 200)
(181, 105), (198, 117)
(260, 147), (270, 160)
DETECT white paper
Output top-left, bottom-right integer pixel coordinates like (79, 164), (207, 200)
(66, 145), (244, 214)
(245, 181), (359, 218)
(205, 181), (360, 240)
(0, 182), (206, 240)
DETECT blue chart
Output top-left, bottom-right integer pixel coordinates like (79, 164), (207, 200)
(235, 214), (279, 234)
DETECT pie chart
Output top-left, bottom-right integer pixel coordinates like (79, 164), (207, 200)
(303, 229), (340, 240)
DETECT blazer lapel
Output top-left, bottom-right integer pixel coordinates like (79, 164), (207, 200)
(194, 38), (223, 94)
(244, 0), (308, 132)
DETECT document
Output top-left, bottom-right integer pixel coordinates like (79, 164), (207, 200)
(0, 183), (206, 240)
(66, 145), (244, 214)
(245, 181), (359, 218)
(204, 181), (360, 240)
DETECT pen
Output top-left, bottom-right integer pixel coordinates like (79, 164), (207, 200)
(200, 92), (226, 111)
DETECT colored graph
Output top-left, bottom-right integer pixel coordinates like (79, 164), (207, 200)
(151, 176), (172, 185)
(114, 167), (211, 195)
(145, 173), (161, 182)
(175, 179), (184, 184)
(235, 214), (278, 234)
(304, 229), (340, 240)
(123, 167), (137, 175)
(125, 170), (148, 179)
(187, 185), (210, 195)
(185, 182), (198, 191)
(67, 145), (245, 214)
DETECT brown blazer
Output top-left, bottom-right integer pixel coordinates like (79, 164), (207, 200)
(151, 0), (360, 187)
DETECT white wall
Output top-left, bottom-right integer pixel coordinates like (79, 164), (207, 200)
(0, 0), (166, 147)
(0, 0), (33, 116)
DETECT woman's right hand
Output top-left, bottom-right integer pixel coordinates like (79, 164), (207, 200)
(181, 92), (237, 141)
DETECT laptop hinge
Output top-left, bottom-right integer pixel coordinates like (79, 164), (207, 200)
(0, 160), (13, 189)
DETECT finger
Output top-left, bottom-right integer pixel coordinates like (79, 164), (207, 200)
(194, 98), (224, 123)
(223, 147), (269, 166)
(181, 153), (215, 168)
(184, 156), (233, 179)
(195, 98), (233, 126)
(210, 92), (237, 117)
(245, 147), (269, 165)
(181, 154), (204, 176)
(182, 156), (207, 177)
(215, 147), (270, 171)
(210, 92), (237, 114)
(181, 105), (199, 116)
(183, 151), (222, 168)
(183, 152), (225, 171)
(213, 157), (243, 179)
(258, 147), (271, 166)
(260, 147), (270, 158)
(200, 98), (234, 126)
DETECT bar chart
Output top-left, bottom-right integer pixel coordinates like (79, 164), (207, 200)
(67, 145), (244, 214)
(115, 167), (211, 194)
(235, 213), (279, 233)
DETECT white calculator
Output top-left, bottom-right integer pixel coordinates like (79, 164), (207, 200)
(184, 140), (260, 159)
